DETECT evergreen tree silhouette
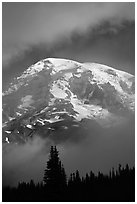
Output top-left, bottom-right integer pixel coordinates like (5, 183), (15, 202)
(43, 146), (67, 193)
(75, 170), (81, 184)
(2, 145), (135, 202)
(59, 161), (67, 187)
(85, 173), (90, 184)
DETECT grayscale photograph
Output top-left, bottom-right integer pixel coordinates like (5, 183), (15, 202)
(2, 2), (135, 202)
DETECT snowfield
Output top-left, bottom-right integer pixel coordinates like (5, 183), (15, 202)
(2, 58), (135, 143)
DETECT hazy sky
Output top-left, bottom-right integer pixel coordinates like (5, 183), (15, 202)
(2, 2), (135, 90)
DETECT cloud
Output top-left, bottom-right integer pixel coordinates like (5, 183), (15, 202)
(59, 115), (135, 176)
(2, 20), (135, 91)
(2, 2), (134, 65)
(2, 114), (134, 187)
(2, 136), (52, 186)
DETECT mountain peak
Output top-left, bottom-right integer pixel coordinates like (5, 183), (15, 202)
(2, 58), (134, 144)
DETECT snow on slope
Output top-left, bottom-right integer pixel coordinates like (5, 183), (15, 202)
(2, 58), (135, 140)
(3, 58), (134, 96)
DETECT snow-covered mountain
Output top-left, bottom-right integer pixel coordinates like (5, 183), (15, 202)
(2, 58), (135, 144)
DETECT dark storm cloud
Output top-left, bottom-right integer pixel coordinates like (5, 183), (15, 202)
(3, 2), (134, 64)
(2, 20), (135, 90)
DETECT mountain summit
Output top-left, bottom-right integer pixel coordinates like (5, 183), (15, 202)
(2, 58), (135, 144)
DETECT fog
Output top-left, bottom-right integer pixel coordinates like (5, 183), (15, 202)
(3, 114), (134, 187)
(60, 115), (134, 175)
(3, 136), (52, 186)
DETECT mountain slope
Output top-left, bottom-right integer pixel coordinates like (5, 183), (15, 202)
(2, 58), (135, 144)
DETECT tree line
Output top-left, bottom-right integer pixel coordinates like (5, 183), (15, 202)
(3, 146), (135, 202)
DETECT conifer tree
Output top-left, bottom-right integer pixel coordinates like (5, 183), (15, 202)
(68, 173), (73, 186)
(43, 146), (67, 191)
(75, 170), (81, 184)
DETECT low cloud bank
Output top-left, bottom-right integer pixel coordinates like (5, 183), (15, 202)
(2, 114), (135, 187)
(3, 136), (52, 186)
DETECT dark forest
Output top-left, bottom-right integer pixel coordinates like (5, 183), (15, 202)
(3, 146), (135, 202)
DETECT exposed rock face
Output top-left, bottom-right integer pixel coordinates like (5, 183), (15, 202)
(2, 58), (135, 144)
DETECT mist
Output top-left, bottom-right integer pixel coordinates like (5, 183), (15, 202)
(3, 114), (134, 187)
(2, 136), (53, 186)
(60, 115), (135, 176)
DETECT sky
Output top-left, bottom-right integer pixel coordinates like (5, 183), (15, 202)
(2, 2), (135, 186)
(2, 2), (135, 90)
